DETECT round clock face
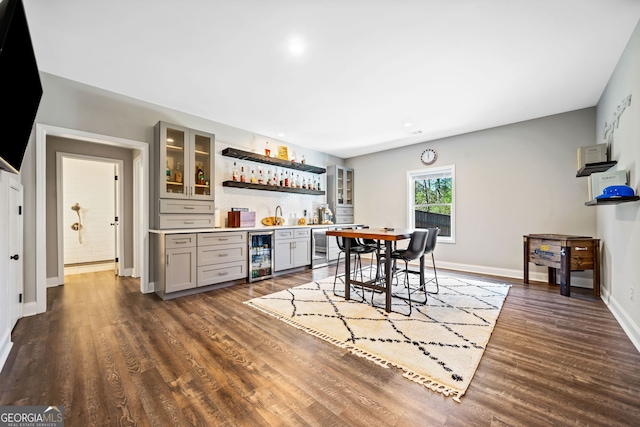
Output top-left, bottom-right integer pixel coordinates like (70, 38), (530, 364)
(421, 148), (437, 165)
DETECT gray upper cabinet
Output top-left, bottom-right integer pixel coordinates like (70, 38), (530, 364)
(156, 121), (215, 201)
(154, 121), (215, 229)
(327, 165), (354, 223)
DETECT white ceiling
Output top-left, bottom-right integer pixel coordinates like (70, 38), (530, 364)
(23, 0), (640, 158)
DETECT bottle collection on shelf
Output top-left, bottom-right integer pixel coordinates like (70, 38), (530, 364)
(166, 160), (209, 187)
(230, 161), (321, 191)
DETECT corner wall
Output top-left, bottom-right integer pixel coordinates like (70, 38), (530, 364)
(347, 108), (598, 281)
(595, 19), (640, 350)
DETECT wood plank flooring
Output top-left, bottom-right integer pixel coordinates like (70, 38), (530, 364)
(1, 266), (640, 426)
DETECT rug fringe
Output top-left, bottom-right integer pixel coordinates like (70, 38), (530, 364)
(244, 300), (465, 402)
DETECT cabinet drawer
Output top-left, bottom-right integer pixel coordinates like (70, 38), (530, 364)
(294, 229), (311, 239)
(159, 214), (214, 229)
(334, 215), (354, 224)
(197, 261), (247, 286)
(159, 199), (215, 214)
(275, 229), (295, 240)
(198, 232), (246, 246)
(335, 207), (354, 216)
(166, 234), (197, 249)
(198, 243), (246, 266)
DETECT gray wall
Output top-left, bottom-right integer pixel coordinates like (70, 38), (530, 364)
(46, 136), (134, 278)
(346, 108), (597, 278)
(20, 72), (343, 303)
(596, 19), (640, 348)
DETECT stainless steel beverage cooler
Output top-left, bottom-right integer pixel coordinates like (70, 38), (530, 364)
(248, 231), (274, 282)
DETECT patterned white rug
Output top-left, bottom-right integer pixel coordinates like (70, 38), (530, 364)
(245, 271), (510, 402)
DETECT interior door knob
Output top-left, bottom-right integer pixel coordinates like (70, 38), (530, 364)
(10, 254), (19, 260)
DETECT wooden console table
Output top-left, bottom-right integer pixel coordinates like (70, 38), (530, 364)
(523, 234), (600, 297)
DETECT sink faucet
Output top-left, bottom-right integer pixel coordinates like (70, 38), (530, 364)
(274, 205), (283, 226)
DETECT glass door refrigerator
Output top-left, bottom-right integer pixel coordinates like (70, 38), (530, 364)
(248, 231), (274, 282)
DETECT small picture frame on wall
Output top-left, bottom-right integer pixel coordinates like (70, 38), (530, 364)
(278, 145), (289, 160)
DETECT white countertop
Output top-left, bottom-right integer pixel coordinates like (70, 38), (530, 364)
(149, 223), (361, 234)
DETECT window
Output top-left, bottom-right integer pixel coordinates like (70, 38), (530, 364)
(407, 165), (455, 243)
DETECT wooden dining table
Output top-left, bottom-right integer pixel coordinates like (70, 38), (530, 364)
(326, 228), (420, 312)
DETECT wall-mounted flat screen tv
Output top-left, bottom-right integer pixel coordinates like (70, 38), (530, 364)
(0, 0), (43, 174)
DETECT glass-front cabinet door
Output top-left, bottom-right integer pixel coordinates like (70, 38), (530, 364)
(159, 122), (214, 201)
(335, 166), (354, 207)
(190, 130), (214, 200)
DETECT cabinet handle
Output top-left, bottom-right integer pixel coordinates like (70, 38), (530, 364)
(184, 221), (195, 224)
(219, 271), (228, 276)
(184, 206), (195, 210)
(218, 238), (228, 241)
(174, 240), (189, 244)
(218, 253), (228, 257)
(166, 254), (170, 265)
(575, 247), (588, 251)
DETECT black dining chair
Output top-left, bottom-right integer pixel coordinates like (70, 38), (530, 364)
(422, 227), (440, 295)
(332, 230), (371, 299)
(377, 229), (429, 315)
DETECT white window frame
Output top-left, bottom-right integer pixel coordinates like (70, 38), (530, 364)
(407, 165), (455, 243)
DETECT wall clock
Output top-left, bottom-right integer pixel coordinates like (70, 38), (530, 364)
(421, 148), (437, 165)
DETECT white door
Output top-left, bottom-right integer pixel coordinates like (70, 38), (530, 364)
(8, 177), (23, 330)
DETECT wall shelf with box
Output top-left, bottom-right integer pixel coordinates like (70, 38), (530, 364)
(576, 161), (618, 177)
(222, 147), (326, 174)
(222, 180), (325, 195)
(585, 196), (640, 206)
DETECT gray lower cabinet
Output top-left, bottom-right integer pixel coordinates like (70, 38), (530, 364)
(274, 228), (311, 271)
(197, 231), (247, 286)
(159, 234), (198, 295)
(154, 231), (247, 299)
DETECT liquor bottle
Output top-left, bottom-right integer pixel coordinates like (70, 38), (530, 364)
(166, 160), (171, 181)
(267, 170), (272, 186)
(240, 166), (246, 183)
(284, 171), (289, 187)
(257, 169), (263, 184)
(302, 177), (307, 189)
(250, 169), (257, 183)
(265, 141), (271, 157)
(279, 171), (284, 186)
(232, 162), (239, 181)
(175, 162), (183, 183)
(296, 174), (301, 188)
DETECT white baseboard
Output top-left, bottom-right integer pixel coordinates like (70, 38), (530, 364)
(47, 276), (62, 288)
(0, 329), (13, 374)
(22, 301), (38, 317)
(120, 267), (133, 277)
(601, 288), (640, 353)
(407, 260), (595, 289)
(145, 281), (156, 294)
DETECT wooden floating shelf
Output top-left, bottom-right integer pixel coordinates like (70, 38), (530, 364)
(222, 180), (325, 195)
(585, 196), (639, 206)
(576, 161), (618, 177)
(222, 147), (326, 174)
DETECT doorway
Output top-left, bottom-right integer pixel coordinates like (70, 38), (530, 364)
(57, 154), (124, 277)
(34, 124), (150, 316)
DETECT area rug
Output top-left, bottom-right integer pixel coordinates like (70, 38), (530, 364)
(244, 270), (510, 402)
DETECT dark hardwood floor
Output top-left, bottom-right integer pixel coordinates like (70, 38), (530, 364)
(1, 265), (639, 426)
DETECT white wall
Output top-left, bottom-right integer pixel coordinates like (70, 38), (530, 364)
(347, 108), (597, 280)
(62, 158), (115, 267)
(595, 19), (640, 350)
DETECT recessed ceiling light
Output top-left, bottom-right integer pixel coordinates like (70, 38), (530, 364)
(288, 38), (305, 55)
(404, 122), (413, 127)
(278, 133), (285, 137)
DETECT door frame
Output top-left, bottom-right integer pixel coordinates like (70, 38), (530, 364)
(34, 124), (150, 315)
(55, 153), (124, 280)
(8, 175), (23, 329)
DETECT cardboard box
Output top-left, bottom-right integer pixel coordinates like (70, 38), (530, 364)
(228, 211), (256, 228)
(578, 144), (608, 170)
(588, 170), (628, 200)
